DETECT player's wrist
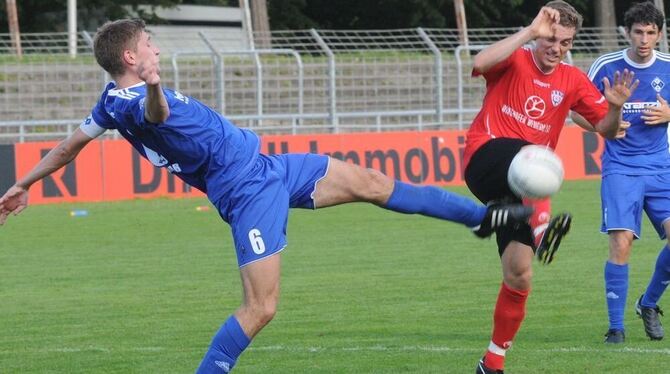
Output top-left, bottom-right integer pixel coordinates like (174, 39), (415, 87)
(12, 183), (29, 192)
(521, 26), (537, 41)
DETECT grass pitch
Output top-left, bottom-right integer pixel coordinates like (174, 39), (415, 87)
(1, 180), (669, 373)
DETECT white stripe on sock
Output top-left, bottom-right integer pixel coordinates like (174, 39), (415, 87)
(487, 341), (507, 356)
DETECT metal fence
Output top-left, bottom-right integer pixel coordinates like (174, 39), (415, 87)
(0, 26), (635, 143)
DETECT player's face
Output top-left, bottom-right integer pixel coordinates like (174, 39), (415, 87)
(627, 23), (660, 63)
(533, 25), (575, 73)
(135, 31), (160, 63)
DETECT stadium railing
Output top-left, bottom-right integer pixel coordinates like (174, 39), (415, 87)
(0, 26), (634, 142)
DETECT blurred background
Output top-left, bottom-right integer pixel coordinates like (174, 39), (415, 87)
(0, 0), (665, 142)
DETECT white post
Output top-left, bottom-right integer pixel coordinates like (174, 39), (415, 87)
(68, 0), (77, 58)
(453, 0), (469, 48)
(239, 0), (255, 50)
(655, 0), (669, 53)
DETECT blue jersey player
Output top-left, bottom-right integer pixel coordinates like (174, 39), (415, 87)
(0, 19), (532, 372)
(585, 2), (670, 343)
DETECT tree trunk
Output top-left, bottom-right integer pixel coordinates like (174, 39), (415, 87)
(594, 0), (616, 53)
(6, 0), (22, 58)
(250, 0), (270, 49)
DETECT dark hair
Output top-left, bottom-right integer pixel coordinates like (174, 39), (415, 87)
(546, 0), (583, 32)
(624, 1), (665, 31)
(93, 19), (146, 77)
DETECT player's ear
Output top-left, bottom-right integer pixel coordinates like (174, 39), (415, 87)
(122, 49), (135, 67)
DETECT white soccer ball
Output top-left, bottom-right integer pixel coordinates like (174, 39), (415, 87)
(507, 145), (564, 199)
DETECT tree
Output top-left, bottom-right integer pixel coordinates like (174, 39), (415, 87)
(0, 0), (235, 33)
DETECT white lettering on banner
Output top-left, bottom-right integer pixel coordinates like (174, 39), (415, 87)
(501, 104), (552, 133)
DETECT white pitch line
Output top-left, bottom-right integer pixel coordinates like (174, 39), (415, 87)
(3, 345), (669, 356)
(248, 345), (670, 355)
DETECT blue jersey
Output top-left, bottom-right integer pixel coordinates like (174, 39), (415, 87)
(80, 82), (260, 203)
(588, 50), (670, 176)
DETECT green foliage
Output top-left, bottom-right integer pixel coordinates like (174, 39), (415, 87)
(2, 0), (669, 33)
(269, 0), (449, 30)
(0, 0), (235, 33)
(1, 180), (668, 372)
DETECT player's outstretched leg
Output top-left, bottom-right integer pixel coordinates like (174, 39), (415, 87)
(384, 181), (532, 238)
(471, 203), (533, 238)
(535, 213), (572, 264)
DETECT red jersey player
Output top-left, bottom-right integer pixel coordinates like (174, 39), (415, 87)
(465, 2), (638, 373)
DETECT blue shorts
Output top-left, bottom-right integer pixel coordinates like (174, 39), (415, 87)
(213, 153), (330, 267)
(601, 173), (670, 239)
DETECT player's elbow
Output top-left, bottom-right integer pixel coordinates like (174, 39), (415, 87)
(146, 109), (169, 124)
(472, 54), (490, 74)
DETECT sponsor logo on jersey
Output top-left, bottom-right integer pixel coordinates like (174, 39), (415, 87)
(175, 91), (190, 104)
(622, 101), (659, 114)
(501, 103), (552, 133)
(524, 96), (546, 119)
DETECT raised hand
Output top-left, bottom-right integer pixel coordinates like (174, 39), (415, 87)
(641, 94), (670, 125)
(0, 185), (29, 225)
(529, 7), (561, 39)
(137, 55), (161, 86)
(602, 69), (639, 108)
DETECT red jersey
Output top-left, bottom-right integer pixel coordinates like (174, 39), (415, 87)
(463, 47), (608, 168)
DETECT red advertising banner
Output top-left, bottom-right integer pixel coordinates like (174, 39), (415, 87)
(8, 127), (604, 205)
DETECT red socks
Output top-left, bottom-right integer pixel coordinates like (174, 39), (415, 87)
(484, 282), (529, 370)
(523, 197), (551, 247)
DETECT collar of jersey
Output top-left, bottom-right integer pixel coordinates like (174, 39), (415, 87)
(108, 81), (146, 96)
(623, 48), (656, 69)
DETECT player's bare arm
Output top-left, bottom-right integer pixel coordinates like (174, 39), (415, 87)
(641, 94), (670, 125)
(571, 112), (630, 140)
(473, 7), (559, 73)
(0, 128), (94, 225)
(138, 57), (169, 124)
(594, 69), (640, 138)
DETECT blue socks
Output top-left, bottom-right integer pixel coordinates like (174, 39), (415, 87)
(604, 261), (629, 331)
(196, 316), (250, 373)
(641, 246), (670, 308)
(384, 181), (486, 228)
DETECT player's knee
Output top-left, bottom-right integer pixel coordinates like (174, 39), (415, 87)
(242, 296), (278, 328)
(504, 268), (532, 290)
(357, 168), (393, 204)
(608, 234), (633, 263)
(252, 299), (278, 326)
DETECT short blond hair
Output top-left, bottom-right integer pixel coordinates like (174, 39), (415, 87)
(546, 0), (583, 32)
(93, 19), (146, 77)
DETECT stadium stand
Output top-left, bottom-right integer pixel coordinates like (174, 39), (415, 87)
(0, 25), (636, 143)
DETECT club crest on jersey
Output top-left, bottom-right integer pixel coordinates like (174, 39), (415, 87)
(551, 90), (564, 106)
(652, 77), (665, 93)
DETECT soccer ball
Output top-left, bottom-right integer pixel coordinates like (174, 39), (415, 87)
(507, 145), (564, 199)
